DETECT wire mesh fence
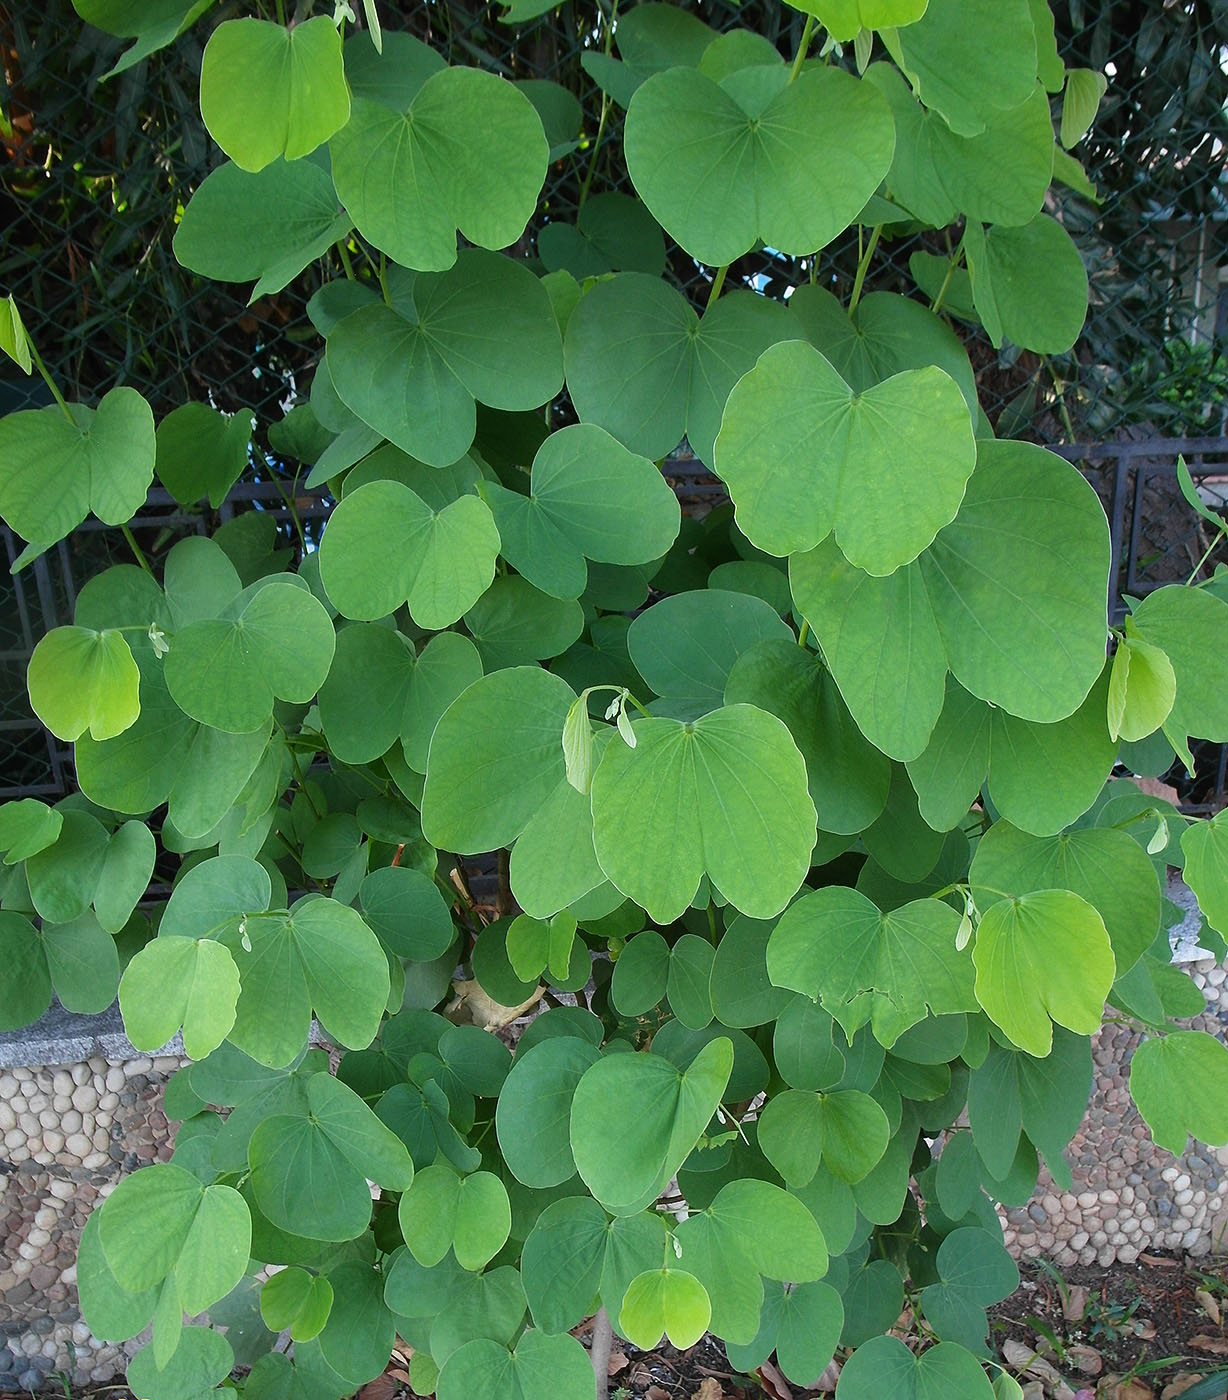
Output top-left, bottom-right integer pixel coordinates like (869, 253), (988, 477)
(1, 0), (1226, 803)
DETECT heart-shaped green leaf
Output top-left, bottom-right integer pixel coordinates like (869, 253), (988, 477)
(564, 275), (788, 464)
(399, 1166), (511, 1270)
(767, 886), (977, 1047)
(972, 890), (1115, 1057)
(1107, 625), (1176, 742)
(435, 1331), (596, 1400)
(880, 0), (1039, 136)
(620, 1268), (711, 1350)
(717, 339), (975, 570)
(422, 667), (575, 853)
(154, 403), (253, 509)
(174, 159), (352, 301)
(0, 387), (154, 565)
(478, 424), (679, 599)
(259, 1268), (334, 1343)
(624, 65), (893, 264)
(964, 215), (1089, 354)
(219, 897), (389, 1068)
(1182, 810), (1228, 938)
(1128, 585), (1228, 755)
(867, 65), (1054, 228)
(325, 251), (562, 465)
(837, 1335), (995, 1400)
(27, 626), (140, 741)
(0, 800), (62, 864)
(164, 580), (335, 733)
(1129, 1031), (1228, 1154)
(590, 705), (816, 924)
(796, 0), (927, 40)
(200, 17), (350, 172)
(757, 1088), (890, 1186)
(330, 70), (547, 271)
(98, 1162), (250, 1312)
(970, 821), (1160, 976)
(319, 480), (500, 628)
(790, 439), (1111, 759)
(919, 1227), (1019, 1349)
(571, 1040), (732, 1214)
(119, 937), (241, 1061)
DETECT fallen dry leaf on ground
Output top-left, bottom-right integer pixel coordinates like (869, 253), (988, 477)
(1068, 1344), (1104, 1375)
(1064, 1285), (1090, 1322)
(1188, 1334), (1228, 1356)
(1096, 1376), (1153, 1400)
(756, 1359), (794, 1399)
(1003, 1339), (1078, 1399)
(691, 1379), (725, 1400)
(1193, 1289), (1222, 1325)
(1160, 1375), (1213, 1400)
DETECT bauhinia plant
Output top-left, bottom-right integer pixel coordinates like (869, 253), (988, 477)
(2, 2), (1228, 1398)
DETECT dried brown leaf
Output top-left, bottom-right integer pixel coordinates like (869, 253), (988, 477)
(1064, 1285), (1090, 1322)
(1194, 1289), (1222, 1325)
(1189, 1334), (1228, 1356)
(1161, 1374), (1215, 1400)
(757, 1359), (795, 1400)
(692, 1380), (726, 1400)
(1096, 1377), (1153, 1400)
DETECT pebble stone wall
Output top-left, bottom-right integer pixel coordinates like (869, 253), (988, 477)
(0, 1031), (183, 1391)
(0, 905), (1226, 1389)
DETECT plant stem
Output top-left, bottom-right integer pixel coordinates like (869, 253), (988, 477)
(1041, 353), (1078, 443)
(706, 900), (718, 946)
(848, 225), (881, 315)
(578, 0), (618, 209)
(706, 263), (728, 309)
(287, 740), (323, 820)
(335, 238), (356, 280)
(797, 619), (810, 648)
(789, 13), (816, 82)
(1186, 531), (1221, 585)
(120, 523), (154, 577)
(29, 344), (73, 424)
(590, 1307), (613, 1400)
(378, 251), (389, 304)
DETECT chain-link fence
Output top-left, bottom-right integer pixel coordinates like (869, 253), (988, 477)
(1, 0), (1226, 803)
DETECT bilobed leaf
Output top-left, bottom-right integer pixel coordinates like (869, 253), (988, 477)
(0, 799), (62, 864)
(465, 577), (584, 670)
(880, 0), (1038, 136)
(757, 1088), (889, 1186)
(200, 17), (350, 172)
(1128, 586), (1228, 755)
(0, 913), (52, 1031)
(563, 276), (788, 465)
(478, 423), (679, 600)
(221, 896), (390, 1067)
(838, 1334), (994, 1400)
(435, 1331), (596, 1400)
(400, 631), (484, 772)
(964, 215), (1089, 354)
(174, 159), (352, 301)
(164, 581), (335, 734)
(570, 1040), (733, 1214)
(1182, 811), (1228, 938)
(154, 403), (253, 508)
(0, 387), (155, 567)
(399, 1166), (511, 1270)
(1108, 627), (1176, 742)
(93, 819), (156, 933)
(791, 439), (1110, 758)
(798, 0), (928, 41)
(620, 1268), (711, 1349)
(98, 1163), (250, 1310)
(866, 65), (1054, 228)
(422, 667), (576, 852)
(260, 1268), (334, 1343)
(1129, 1031), (1228, 1154)
(538, 192), (665, 279)
(629, 590), (792, 713)
(330, 70), (547, 271)
(27, 626), (139, 741)
(119, 937), (241, 1060)
(497, 1036), (601, 1187)
(767, 886), (977, 1047)
(127, 1327), (234, 1400)
(1061, 68), (1108, 148)
(0, 295), (31, 373)
(919, 1227), (1019, 1349)
(325, 252), (562, 466)
(715, 338), (975, 569)
(970, 821), (1160, 975)
(972, 890), (1115, 1057)
(317, 623), (415, 764)
(25, 810), (109, 924)
(624, 65), (893, 265)
(590, 706), (815, 924)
